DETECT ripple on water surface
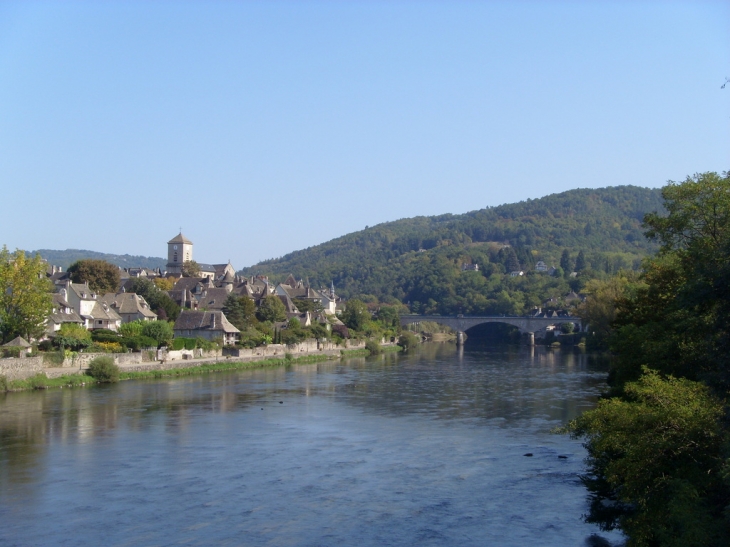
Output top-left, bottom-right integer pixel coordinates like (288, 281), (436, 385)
(0, 345), (623, 546)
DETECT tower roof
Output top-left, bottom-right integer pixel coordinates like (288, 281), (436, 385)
(168, 232), (193, 245)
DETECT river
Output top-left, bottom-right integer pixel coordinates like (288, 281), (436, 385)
(0, 344), (623, 546)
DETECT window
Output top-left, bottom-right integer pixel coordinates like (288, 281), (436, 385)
(174, 252), (178, 262)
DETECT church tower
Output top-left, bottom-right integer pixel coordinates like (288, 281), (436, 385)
(166, 232), (193, 275)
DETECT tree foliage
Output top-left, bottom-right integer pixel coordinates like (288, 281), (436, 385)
(222, 294), (257, 331)
(341, 299), (370, 331)
(256, 295), (286, 323)
(126, 278), (180, 321)
(240, 186), (662, 311)
(140, 320), (173, 346)
(566, 172), (730, 545)
(0, 247), (53, 343)
(566, 371), (728, 547)
(67, 259), (120, 294)
(576, 273), (640, 350)
(181, 260), (201, 277)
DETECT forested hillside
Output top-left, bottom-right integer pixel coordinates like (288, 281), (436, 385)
(241, 186), (664, 315)
(32, 249), (166, 271)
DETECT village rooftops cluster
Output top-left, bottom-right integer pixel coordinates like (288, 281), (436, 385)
(41, 232), (343, 346)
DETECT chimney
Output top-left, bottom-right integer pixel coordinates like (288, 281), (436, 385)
(210, 313), (216, 329)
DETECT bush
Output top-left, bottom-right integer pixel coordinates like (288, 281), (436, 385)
(397, 332), (420, 351)
(87, 356), (120, 383)
(38, 340), (53, 352)
(0, 375), (7, 392)
(91, 332), (121, 344)
(89, 341), (125, 353)
(365, 340), (381, 355)
(121, 335), (157, 352)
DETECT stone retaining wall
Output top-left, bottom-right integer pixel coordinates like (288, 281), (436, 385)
(0, 356), (44, 381)
(4, 339), (378, 382)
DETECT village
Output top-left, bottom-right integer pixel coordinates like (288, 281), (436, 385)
(0, 231), (588, 385)
(38, 232), (349, 346)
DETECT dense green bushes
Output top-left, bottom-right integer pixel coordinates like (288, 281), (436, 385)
(86, 356), (120, 383)
(565, 172), (730, 546)
(365, 340), (381, 355)
(397, 332), (420, 351)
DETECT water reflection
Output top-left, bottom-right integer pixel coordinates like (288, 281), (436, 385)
(0, 346), (608, 483)
(0, 344), (620, 547)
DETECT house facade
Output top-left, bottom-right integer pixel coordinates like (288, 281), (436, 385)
(173, 310), (240, 345)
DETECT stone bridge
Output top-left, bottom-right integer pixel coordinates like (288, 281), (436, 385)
(400, 315), (581, 337)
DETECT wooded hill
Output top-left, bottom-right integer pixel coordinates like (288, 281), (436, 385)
(240, 186), (665, 315)
(31, 249), (167, 271)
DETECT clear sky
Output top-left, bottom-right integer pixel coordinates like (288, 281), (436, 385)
(1, 1), (728, 268)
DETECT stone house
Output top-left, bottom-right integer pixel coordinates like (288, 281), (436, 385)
(60, 280), (122, 331)
(46, 293), (83, 335)
(173, 310), (240, 345)
(100, 292), (158, 323)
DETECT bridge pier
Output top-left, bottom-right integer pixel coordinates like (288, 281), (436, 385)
(526, 332), (534, 346)
(456, 331), (466, 346)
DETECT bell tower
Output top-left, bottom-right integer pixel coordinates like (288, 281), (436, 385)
(166, 232), (193, 275)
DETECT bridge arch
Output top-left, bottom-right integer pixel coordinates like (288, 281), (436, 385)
(400, 315), (581, 336)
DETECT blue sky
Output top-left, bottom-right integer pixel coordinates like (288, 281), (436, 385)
(1, 1), (728, 268)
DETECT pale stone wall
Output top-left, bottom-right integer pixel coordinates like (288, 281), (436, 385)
(0, 356), (44, 380)
(222, 339), (365, 360)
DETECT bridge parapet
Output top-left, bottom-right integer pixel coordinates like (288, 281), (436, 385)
(400, 315), (581, 334)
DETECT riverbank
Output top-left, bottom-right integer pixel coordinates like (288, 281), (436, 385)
(2, 343), (402, 393)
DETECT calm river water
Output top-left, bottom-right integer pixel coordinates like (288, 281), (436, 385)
(0, 344), (623, 546)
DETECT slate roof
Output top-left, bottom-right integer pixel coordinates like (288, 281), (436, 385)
(195, 288), (230, 310)
(48, 311), (83, 325)
(168, 232), (193, 245)
(173, 311), (240, 334)
(100, 292), (157, 319)
(197, 263), (216, 273)
(173, 277), (210, 293)
(85, 301), (122, 322)
(68, 282), (97, 300)
(3, 336), (31, 347)
(52, 293), (72, 309)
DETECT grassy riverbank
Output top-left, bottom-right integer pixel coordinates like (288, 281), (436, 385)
(2, 344), (403, 392)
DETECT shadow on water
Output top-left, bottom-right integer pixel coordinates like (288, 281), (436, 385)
(463, 322), (523, 346)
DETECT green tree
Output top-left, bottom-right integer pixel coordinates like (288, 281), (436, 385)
(565, 371), (728, 547)
(256, 295), (287, 323)
(54, 322), (91, 350)
(181, 260), (201, 277)
(574, 250), (586, 272)
(127, 278), (180, 321)
(566, 172), (730, 545)
(576, 274), (638, 350)
(119, 320), (144, 337)
(0, 247), (53, 343)
(141, 320), (174, 346)
(67, 259), (120, 294)
(222, 294), (257, 331)
(611, 171), (730, 390)
(504, 247), (521, 272)
(560, 249), (573, 273)
(341, 299), (370, 331)
(375, 305), (400, 329)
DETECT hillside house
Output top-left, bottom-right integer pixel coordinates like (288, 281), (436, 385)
(60, 280), (122, 331)
(173, 310), (240, 345)
(100, 292), (158, 323)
